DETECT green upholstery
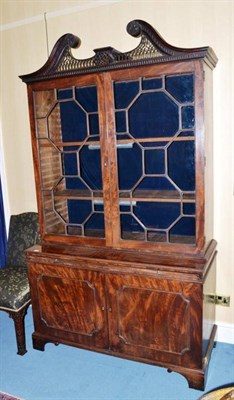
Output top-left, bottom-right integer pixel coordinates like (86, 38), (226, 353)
(6, 212), (39, 268)
(0, 266), (30, 310)
(0, 212), (39, 310)
(0, 212), (39, 355)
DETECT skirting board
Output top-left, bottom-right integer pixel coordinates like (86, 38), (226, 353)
(216, 321), (234, 344)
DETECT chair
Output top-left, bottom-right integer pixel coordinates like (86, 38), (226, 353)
(0, 212), (39, 355)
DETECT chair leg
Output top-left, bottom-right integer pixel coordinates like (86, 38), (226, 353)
(8, 303), (30, 356)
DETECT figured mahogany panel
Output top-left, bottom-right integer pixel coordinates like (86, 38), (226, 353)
(37, 275), (97, 335)
(107, 273), (202, 368)
(116, 286), (190, 354)
(28, 263), (108, 348)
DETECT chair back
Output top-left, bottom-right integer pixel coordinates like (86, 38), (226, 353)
(6, 212), (39, 268)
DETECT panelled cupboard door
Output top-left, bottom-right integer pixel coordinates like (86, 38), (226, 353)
(28, 263), (108, 349)
(106, 273), (203, 369)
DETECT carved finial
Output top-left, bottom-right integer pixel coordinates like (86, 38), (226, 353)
(64, 33), (81, 49)
(127, 20), (142, 37)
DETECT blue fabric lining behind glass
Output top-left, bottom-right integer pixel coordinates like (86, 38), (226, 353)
(87, 136), (100, 142)
(117, 144), (142, 190)
(182, 106), (195, 129)
(142, 78), (163, 91)
(89, 114), (99, 135)
(0, 176), (7, 268)
(165, 74), (194, 103)
(145, 149), (165, 174)
(85, 213), (105, 236)
(60, 101), (87, 142)
(183, 203), (195, 215)
(129, 92), (179, 138)
(120, 205), (131, 212)
(94, 203), (104, 212)
(178, 131), (194, 137)
(63, 153), (78, 176)
(116, 111), (126, 133)
(58, 79), (196, 240)
(79, 147), (102, 190)
(59, 86), (102, 232)
(67, 199), (92, 224)
(116, 134), (132, 141)
(134, 202), (180, 229)
(141, 141), (168, 148)
(62, 146), (79, 152)
(170, 217), (195, 237)
(57, 88), (73, 100)
(75, 86), (98, 112)
(120, 214), (144, 233)
(114, 81), (139, 109)
(168, 141), (195, 191)
(135, 177), (177, 191)
(65, 177), (89, 191)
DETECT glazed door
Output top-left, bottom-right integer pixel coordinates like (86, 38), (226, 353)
(105, 63), (202, 252)
(31, 74), (111, 246)
(29, 263), (109, 349)
(106, 273), (202, 369)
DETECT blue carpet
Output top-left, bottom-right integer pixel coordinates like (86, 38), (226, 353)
(0, 308), (233, 400)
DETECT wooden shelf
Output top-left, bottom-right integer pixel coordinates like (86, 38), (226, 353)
(120, 190), (195, 203)
(67, 227), (105, 238)
(53, 190), (103, 200)
(38, 135), (195, 148)
(122, 231), (196, 244)
(52, 189), (195, 203)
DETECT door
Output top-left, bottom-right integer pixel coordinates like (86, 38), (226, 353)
(31, 61), (204, 253)
(31, 73), (111, 246)
(29, 262), (109, 349)
(104, 62), (202, 252)
(106, 273), (202, 368)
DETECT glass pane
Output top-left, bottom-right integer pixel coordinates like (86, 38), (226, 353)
(114, 73), (196, 245)
(84, 214), (105, 238)
(168, 141), (195, 191)
(57, 88), (73, 100)
(34, 84), (105, 239)
(59, 101), (87, 142)
(165, 74), (194, 103)
(182, 106), (195, 129)
(117, 142), (142, 190)
(134, 202), (181, 230)
(76, 86), (98, 112)
(142, 77), (163, 91)
(114, 80), (139, 109)
(169, 217), (195, 244)
(129, 92), (179, 138)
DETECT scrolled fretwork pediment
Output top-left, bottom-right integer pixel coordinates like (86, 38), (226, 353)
(20, 19), (217, 83)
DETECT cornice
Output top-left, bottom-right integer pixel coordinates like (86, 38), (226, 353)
(20, 19), (218, 83)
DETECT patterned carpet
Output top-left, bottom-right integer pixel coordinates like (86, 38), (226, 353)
(0, 392), (23, 400)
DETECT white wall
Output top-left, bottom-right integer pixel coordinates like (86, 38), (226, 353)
(0, 0), (233, 342)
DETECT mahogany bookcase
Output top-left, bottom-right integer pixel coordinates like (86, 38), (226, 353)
(20, 20), (218, 390)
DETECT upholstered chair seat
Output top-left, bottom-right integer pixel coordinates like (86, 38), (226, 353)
(0, 266), (30, 310)
(0, 212), (39, 355)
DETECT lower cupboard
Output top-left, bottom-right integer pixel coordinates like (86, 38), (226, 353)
(26, 246), (217, 391)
